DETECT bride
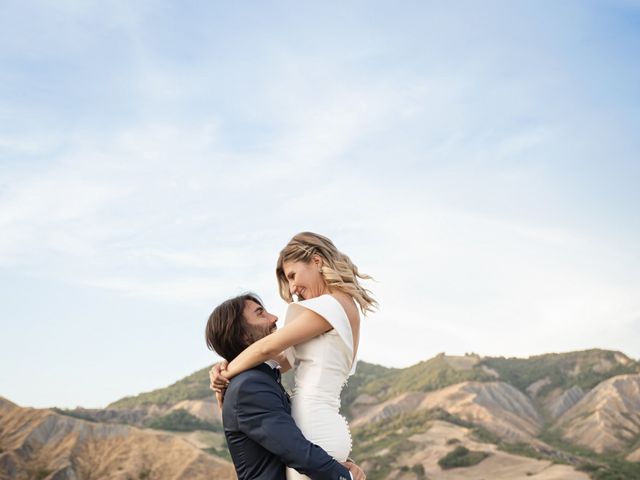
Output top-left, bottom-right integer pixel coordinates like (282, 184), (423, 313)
(211, 232), (376, 480)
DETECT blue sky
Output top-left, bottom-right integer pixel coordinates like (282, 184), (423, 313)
(1, 1), (639, 408)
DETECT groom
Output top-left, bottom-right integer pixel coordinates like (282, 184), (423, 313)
(205, 293), (361, 480)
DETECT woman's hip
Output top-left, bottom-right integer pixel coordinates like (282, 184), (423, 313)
(291, 411), (352, 460)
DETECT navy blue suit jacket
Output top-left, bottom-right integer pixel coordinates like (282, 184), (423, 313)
(222, 363), (351, 480)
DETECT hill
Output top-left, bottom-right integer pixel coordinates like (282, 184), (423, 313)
(108, 366), (213, 409)
(479, 349), (638, 398)
(356, 353), (495, 402)
(0, 397), (235, 480)
(553, 374), (640, 453)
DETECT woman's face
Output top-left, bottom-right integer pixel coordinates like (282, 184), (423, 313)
(282, 257), (326, 300)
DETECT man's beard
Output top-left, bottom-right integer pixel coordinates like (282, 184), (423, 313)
(245, 324), (276, 344)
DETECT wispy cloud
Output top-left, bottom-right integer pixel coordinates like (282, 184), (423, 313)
(1, 0), (638, 407)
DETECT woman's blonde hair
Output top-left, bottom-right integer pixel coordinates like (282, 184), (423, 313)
(276, 232), (377, 315)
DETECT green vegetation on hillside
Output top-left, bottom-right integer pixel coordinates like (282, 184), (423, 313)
(359, 353), (494, 401)
(494, 429), (640, 480)
(109, 367), (213, 408)
(351, 408), (484, 480)
(480, 349), (638, 397)
(144, 409), (221, 432)
(204, 446), (231, 461)
(34, 469), (52, 480)
(399, 463), (426, 479)
(628, 436), (640, 458)
(52, 408), (99, 423)
(537, 430), (640, 480)
(340, 362), (396, 418)
(576, 457), (640, 480)
(438, 446), (489, 469)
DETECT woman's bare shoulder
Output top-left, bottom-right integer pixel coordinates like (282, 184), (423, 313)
(329, 291), (360, 323)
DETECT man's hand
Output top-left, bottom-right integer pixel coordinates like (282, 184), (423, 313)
(209, 361), (230, 408)
(342, 460), (365, 480)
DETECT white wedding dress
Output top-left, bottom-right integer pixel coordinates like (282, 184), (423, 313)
(284, 294), (357, 480)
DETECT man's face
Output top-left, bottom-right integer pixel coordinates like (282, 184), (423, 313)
(242, 299), (278, 344)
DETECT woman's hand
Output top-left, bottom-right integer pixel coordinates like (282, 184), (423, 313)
(209, 361), (230, 408)
(342, 460), (365, 480)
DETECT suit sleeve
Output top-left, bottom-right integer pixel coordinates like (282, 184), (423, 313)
(235, 375), (350, 480)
